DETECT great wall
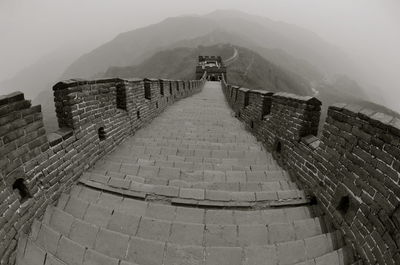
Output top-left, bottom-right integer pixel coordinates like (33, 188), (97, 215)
(0, 56), (399, 265)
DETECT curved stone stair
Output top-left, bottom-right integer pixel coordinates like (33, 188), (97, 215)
(18, 196), (353, 265)
(16, 82), (357, 265)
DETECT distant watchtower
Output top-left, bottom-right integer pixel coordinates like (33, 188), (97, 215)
(196, 56), (227, 81)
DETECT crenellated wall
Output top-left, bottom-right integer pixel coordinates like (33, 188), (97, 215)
(0, 76), (205, 265)
(221, 78), (400, 265)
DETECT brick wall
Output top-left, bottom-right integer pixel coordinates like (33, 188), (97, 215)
(221, 78), (400, 265)
(0, 76), (205, 265)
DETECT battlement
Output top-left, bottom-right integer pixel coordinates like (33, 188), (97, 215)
(198, 55), (222, 63)
(221, 77), (400, 265)
(0, 75), (206, 264)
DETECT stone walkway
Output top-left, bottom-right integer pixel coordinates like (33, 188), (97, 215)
(17, 82), (355, 265)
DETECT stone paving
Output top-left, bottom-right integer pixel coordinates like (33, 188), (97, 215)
(17, 82), (355, 265)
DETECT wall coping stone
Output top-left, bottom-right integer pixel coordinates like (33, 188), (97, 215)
(273, 92), (321, 105)
(124, 78), (143, 82)
(53, 78), (125, 90)
(0, 91), (25, 107)
(249, 90), (274, 96)
(238, 88), (250, 93)
(330, 104), (400, 133)
(47, 132), (63, 147)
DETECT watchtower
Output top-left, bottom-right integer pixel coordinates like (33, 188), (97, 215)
(195, 55), (227, 81)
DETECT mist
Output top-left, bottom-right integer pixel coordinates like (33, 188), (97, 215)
(0, 0), (399, 111)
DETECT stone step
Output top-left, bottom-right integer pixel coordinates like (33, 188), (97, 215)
(61, 187), (318, 225)
(131, 133), (258, 143)
(128, 137), (263, 151)
(16, 235), (67, 265)
(134, 131), (257, 139)
(86, 169), (292, 187)
(292, 247), (355, 265)
(45, 205), (328, 248)
(112, 144), (272, 162)
(101, 154), (278, 171)
(89, 172), (297, 192)
(79, 175), (308, 208)
(19, 225), (137, 265)
(89, 164), (288, 183)
(27, 213), (347, 265)
(130, 135), (259, 144)
(50, 195), (327, 246)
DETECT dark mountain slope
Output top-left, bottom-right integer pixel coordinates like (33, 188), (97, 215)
(158, 30), (324, 83)
(104, 44), (312, 96)
(204, 10), (355, 76)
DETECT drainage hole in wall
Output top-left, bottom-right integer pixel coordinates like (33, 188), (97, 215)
(13, 178), (31, 203)
(336, 195), (350, 215)
(98, 127), (106, 141)
(275, 141), (282, 153)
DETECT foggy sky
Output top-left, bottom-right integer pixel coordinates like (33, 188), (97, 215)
(1, 0), (399, 110)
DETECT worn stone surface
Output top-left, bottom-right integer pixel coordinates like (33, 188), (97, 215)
(13, 81), (356, 265)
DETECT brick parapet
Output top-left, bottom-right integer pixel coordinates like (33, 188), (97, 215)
(0, 74), (206, 265)
(221, 77), (400, 265)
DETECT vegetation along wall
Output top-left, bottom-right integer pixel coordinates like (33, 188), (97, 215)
(221, 77), (400, 265)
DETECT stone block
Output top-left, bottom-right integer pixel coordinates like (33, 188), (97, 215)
(69, 219), (98, 248)
(56, 236), (86, 265)
(205, 246), (242, 265)
(94, 228), (129, 259)
(126, 237), (165, 265)
(137, 217), (171, 241)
